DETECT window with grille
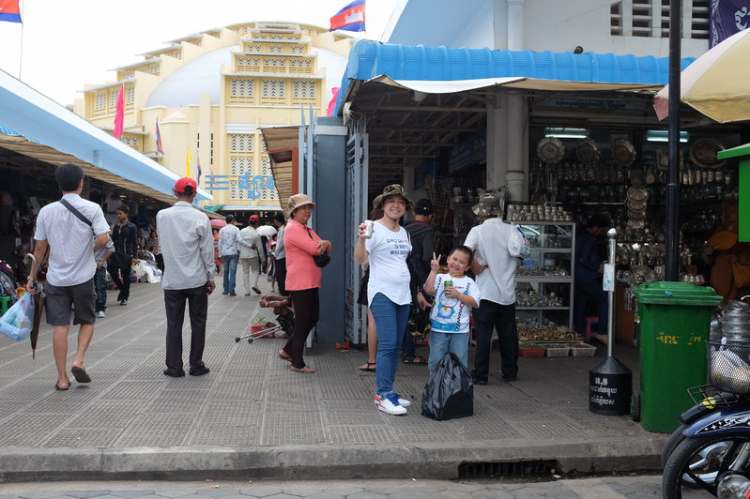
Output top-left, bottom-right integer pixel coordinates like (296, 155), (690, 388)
(261, 156), (271, 175)
(268, 45), (284, 53)
(610, 0), (709, 39)
(94, 93), (106, 115)
(229, 156), (254, 176)
(261, 139), (268, 153)
(125, 86), (135, 108)
(262, 79), (286, 102)
(237, 57), (260, 71)
(246, 44), (262, 53)
(270, 34), (283, 40)
(290, 59), (313, 73)
(121, 71), (134, 80)
(230, 134), (255, 152)
(149, 64), (160, 75)
(256, 34), (268, 40)
(229, 78), (255, 103)
(263, 58), (286, 73)
(172, 50), (182, 59)
(109, 89), (119, 109)
(290, 46), (305, 54)
(118, 136), (139, 148)
(292, 80), (316, 101)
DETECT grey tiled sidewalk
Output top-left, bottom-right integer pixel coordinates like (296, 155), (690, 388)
(0, 281), (664, 480)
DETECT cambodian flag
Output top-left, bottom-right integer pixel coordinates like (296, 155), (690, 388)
(197, 155), (203, 186)
(155, 119), (164, 154)
(0, 0), (22, 24)
(329, 0), (365, 32)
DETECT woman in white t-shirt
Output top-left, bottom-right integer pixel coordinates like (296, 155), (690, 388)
(354, 184), (413, 416)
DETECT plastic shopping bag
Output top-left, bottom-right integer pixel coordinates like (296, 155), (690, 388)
(421, 352), (474, 421)
(0, 293), (35, 342)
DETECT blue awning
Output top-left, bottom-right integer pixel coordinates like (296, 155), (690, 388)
(0, 68), (212, 204)
(333, 40), (696, 115)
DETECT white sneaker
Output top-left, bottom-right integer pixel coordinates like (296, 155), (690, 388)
(97, 311), (105, 318)
(375, 393), (407, 415)
(374, 393), (411, 407)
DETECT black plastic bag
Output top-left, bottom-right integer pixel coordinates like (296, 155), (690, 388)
(421, 352), (473, 420)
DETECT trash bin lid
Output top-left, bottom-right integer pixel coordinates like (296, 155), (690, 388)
(632, 281), (724, 306)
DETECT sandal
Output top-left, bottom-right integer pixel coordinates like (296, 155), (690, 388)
(278, 350), (292, 363)
(403, 355), (427, 365)
(290, 366), (315, 373)
(358, 362), (376, 372)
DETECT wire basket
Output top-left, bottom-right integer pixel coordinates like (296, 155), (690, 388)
(687, 384), (739, 408)
(707, 340), (750, 394)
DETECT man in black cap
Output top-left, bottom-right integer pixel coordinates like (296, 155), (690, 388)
(402, 198), (434, 365)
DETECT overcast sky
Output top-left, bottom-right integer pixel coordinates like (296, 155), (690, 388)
(0, 0), (399, 107)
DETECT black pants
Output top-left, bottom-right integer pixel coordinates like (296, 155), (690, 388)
(155, 254), (165, 272)
(275, 258), (287, 296)
(164, 285), (208, 372)
(472, 300), (519, 381)
(109, 255), (132, 301)
(283, 288), (318, 369)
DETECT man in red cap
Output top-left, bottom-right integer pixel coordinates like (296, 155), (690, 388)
(239, 214), (262, 295)
(156, 178), (215, 377)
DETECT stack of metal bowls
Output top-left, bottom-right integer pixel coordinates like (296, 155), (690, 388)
(720, 300), (750, 342)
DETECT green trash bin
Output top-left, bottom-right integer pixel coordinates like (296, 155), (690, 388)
(632, 281), (723, 433)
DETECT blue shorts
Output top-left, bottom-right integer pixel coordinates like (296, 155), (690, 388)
(428, 331), (470, 371)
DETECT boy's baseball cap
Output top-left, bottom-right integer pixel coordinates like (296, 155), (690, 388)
(249, 215), (260, 223)
(174, 177), (197, 194)
(414, 198), (433, 215)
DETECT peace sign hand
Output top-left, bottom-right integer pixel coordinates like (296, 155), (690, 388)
(430, 252), (441, 272)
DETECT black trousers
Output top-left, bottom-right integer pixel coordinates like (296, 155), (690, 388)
(164, 285), (208, 371)
(472, 300), (519, 381)
(108, 255), (132, 301)
(275, 258), (287, 296)
(283, 288), (318, 369)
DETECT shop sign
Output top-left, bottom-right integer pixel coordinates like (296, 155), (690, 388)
(536, 97), (646, 112)
(448, 130), (486, 173)
(710, 1), (750, 47)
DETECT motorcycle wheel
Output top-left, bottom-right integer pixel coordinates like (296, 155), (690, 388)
(662, 433), (750, 499)
(661, 424), (687, 468)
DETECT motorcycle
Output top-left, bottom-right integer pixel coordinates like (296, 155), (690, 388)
(662, 338), (750, 498)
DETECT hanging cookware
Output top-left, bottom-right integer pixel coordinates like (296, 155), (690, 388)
(690, 138), (727, 169)
(628, 209), (647, 221)
(611, 138), (637, 166)
(536, 137), (565, 164)
(626, 187), (648, 202)
(576, 137), (600, 165)
(630, 170), (647, 188)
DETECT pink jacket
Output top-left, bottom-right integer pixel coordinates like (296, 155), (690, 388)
(284, 219), (330, 291)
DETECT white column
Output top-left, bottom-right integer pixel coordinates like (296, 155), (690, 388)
(507, 0), (525, 51)
(506, 94), (527, 202)
(486, 95), (508, 192)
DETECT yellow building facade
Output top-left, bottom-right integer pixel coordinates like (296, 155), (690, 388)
(75, 22), (352, 212)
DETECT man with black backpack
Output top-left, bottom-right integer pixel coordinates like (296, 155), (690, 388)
(402, 198), (435, 365)
(28, 163), (109, 391)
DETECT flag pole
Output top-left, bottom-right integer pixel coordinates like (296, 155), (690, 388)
(18, 0), (24, 80)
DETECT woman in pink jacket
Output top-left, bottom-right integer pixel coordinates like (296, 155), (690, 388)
(278, 194), (331, 373)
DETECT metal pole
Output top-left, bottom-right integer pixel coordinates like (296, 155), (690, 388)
(607, 229), (617, 358)
(665, 0), (682, 281)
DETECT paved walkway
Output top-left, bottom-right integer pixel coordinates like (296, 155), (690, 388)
(0, 281), (664, 481)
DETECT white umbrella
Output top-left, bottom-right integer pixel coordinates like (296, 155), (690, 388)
(256, 225), (277, 238)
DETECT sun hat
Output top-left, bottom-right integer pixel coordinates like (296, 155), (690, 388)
(174, 177), (197, 195)
(414, 198), (433, 215)
(471, 193), (501, 217)
(377, 184), (413, 210)
(288, 193), (316, 213)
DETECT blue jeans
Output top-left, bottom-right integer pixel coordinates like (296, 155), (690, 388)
(370, 293), (410, 397)
(222, 255), (239, 294)
(428, 331), (469, 371)
(94, 267), (107, 312)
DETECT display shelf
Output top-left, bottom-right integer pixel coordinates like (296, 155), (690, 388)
(516, 276), (573, 283)
(517, 306), (569, 311)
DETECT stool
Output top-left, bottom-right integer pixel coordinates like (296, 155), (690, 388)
(585, 316), (599, 340)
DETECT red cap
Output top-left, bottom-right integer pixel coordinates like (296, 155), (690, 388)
(249, 215), (259, 222)
(174, 177), (197, 194)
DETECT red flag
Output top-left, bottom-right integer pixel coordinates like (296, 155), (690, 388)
(327, 87), (340, 116)
(0, 0), (22, 23)
(329, 0), (365, 32)
(113, 84), (124, 138)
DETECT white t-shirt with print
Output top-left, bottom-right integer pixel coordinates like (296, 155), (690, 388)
(365, 222), (412, 305)
(430, 273), (481, 333)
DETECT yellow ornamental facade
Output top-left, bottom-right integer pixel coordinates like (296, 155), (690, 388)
(75, 22), (352, 212)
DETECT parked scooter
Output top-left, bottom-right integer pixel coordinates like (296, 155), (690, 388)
(662, 298), (750, 498)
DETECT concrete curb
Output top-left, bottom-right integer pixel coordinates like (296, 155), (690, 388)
(0, 436), (668, 482)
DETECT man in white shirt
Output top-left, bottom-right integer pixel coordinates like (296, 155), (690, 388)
(463, 193), (530, 385)
(156, 177), (215, 377)
(218, 215), (252, 296)
(239, 214), (262, 296)
(29, 163), (110, 391)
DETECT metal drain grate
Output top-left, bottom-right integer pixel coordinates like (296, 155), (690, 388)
(459, 460), (558, 479)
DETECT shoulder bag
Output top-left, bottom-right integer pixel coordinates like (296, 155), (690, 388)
(307, 229), (330, 268)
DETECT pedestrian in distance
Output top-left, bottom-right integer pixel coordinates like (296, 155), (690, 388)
(218, 214), (252, 296)
(239, 214), (263, 296)
(110, 204), (139, 306)
(463, 193), (531, 385)
(573, 215), (610, 338)
(423, 247), (480, 373)
(278, 193), (331, 373)
(93, 235), (114, 318)
(272, 212), (288, 297)
(156, 177), (216, 378)
(27, 162), (110, 391)
(355, 184), (414, 416)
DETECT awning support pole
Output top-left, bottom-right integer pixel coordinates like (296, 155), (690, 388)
(665, 0), (682, 282)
